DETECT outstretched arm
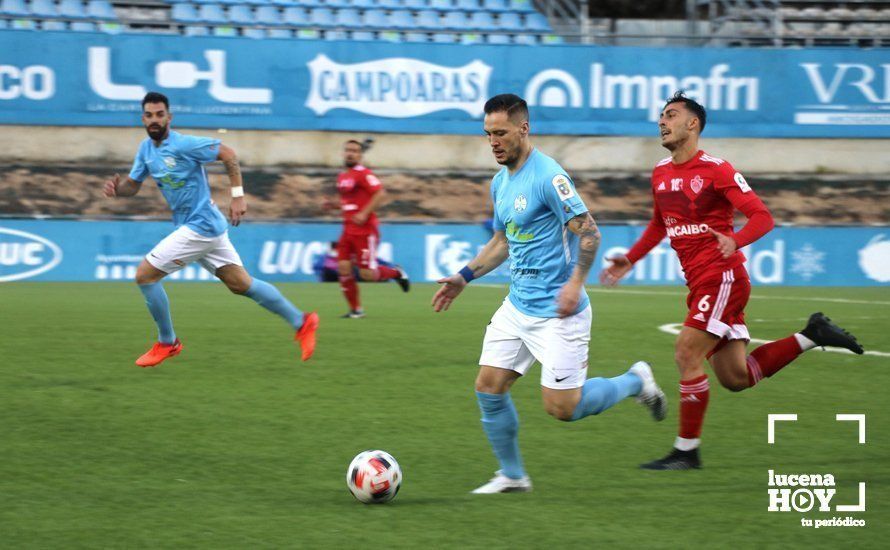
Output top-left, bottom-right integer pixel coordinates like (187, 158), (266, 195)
(557, 212), (602, 316)
(431, 231), (509, 312)
(600, 204), (665, 286)
(103, 174), (142, 197)
(218, 144), (247, 226)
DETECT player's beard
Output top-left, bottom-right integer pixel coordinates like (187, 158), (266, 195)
(146, 122), (169, 141)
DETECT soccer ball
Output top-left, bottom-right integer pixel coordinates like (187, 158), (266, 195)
(346, 450), (402, 504)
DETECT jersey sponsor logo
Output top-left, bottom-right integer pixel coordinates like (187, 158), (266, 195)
(552, 175), (575, 201)
(690, 175), (704, 194)
(734, 172), (752, 193)
(657, 182), (666, 192)
(505, 221), (535, 242)
(158, 174), (186, 190)
(666, 223), (710, 239)
(513, 194), (528, 212)
(511, 267), (540, 279)
(671, 178), (683, 192)
(0, 227), (63, 282)
(305, 54), (491, 118)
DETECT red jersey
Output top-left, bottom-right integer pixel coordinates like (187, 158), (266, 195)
(627, 150), (772, 290)
(337, 164), (382, 235)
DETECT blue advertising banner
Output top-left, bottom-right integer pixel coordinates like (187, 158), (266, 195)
(1, 219), (888, 286)
(0, 31), (888, 137)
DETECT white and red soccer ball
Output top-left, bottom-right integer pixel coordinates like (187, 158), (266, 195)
(346, 450), (402, 504)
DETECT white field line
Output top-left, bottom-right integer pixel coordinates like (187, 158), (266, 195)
(588, 288), (890, 306)
(658, 323), (890, 358)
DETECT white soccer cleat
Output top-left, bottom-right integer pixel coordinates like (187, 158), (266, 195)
(629, 361), (668, 422)
(471, 471), (532, 494)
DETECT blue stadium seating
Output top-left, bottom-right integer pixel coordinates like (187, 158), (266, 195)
(455, 0), (476, 11)
(296, 0), (320, 6)
(525, 12), (550, 32)
(242, 0), (265, 6)
(486, 32), (510, 44)
(295, 28), (320, 38)
(308, 7), (334, 27)
(513, 32), (536, 45)
(171, 3), (200, 22)
(460, 33), (481, 44)
(415, 10), (438, 29)
(389, 9), (412, 29)
(99, 21), (122, 33)
(59, 0), (88, 19)
(442, 10), (466, 30)
(42, 20), (67, 30)
(267, 28), (292, 38)
(468, 11), (495, 31)
(86, 0), (115, 19)
(228, 5), (254, 24)
(271, 0), (298, 6)
(509, 0), (533, 13)
(70, 20), (96, 31)
(380, 29), (400, 41)
(541, 33), (563, 45)
(350, 0), (374, 9)
(197, 4), (227, 23)
(377, 0), (401, 9)
(324, 29), (347, 39)
(29, 0), (59, 18)
(432, 32), (453, 43)
(404, 31), (427, 42)
(362, 9), (387, 28)
(11, 18), (37, 29)
(335, 7), (361, 28)
(282, 6), (307, 25)
(255, 5), (280, 25)
(325, 0), (349, 8)
(0, 18), (6, 28)
(351, 30), (374, 40)
(482, 0), (507, 12)
(497, 11), (522, 31)
(429, 0), (451, 11)
(243, 26), (265, 37)
(213, 24), (237, 36)
(402, 0), (426, 10)
(1, 0), (28, 16)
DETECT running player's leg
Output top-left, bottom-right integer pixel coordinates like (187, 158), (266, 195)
(337, 234), (362, 315)
(355, 232), (408, 290)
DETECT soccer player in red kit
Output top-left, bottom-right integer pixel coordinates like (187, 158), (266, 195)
(336, 140), (409, 318)
(601, 92), (863, 470)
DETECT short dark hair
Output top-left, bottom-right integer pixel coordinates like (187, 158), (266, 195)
(664, 91), (706, 133)
(142, 91), (169, 111)
(344, 139), (363, 149)
(484, 94), (529, 122)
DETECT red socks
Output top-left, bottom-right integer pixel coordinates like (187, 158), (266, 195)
(339, 274), (360, 311)
(679, 375), (710, 442)
(746, 335), (804, 387)
(374, 266), (401, 281)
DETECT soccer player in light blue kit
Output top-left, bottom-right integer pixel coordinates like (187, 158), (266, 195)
(103, 92), (318, 367)
(432, 94), (668, 493)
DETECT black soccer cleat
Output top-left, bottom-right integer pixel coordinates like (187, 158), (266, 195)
(394, 266), (410, 293)
(640, 448), (701, 470)
(341, 309), (365, 319)
(800, 312), (864, 355)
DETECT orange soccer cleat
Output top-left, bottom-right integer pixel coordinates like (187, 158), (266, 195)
(135, 339), (183, 367)
(295, 312), (319, 361)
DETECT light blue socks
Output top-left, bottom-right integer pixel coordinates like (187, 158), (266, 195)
(476, 391), (526, 480)
(244, 278), (304, 330)
(571, 371), (643, 421)
(138, 282), (176, 344)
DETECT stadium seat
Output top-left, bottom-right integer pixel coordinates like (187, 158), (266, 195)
(513, 32), (536, 45)
(325, 29), (347, 40)
(460, 32), (481, 44)
(42, 20), (68, 30)
(416, 9), (438, 29)
(362, 8), (386, 27)
(295, 27), (320, 38)
(228, 4), (255, 24)
(380, 29), (400, 41)
(171, 3), (200, 22)
(86, 0), (116, 20)
(482, 0), (506, 12)
(350, 0), (374, 8)
(29, 0), (59, 18)
(432, 32), (453, 42)
(389, 10), (412, 29)
(351, 30), (374, 40)
(308, 7), (334, 27)
(70, 20), (96, 31)
(402, 0), (425, 10)
(468, 11), (495, 30)
(243, 27), (265, 38)
(429, 0), (450, 11)
(184, 25), (210, 36)
(404, 31), (427, 42)
(271, 0), (298, 6)
(213, 25), (237, 36)
(197, 3), (226, 23)
(498, 11), (522, 31)
(486, 32), (509, 44)
(99, 21), (122, 33)
(525, 12), (550, 32)
(0, 18), (6, 28)
(509, 0), (533, 13)
(59, 0), (88, 19)
(241, 0), (266, 5)
(442, 10), (466, 30)
(377, 0), (401, 10)
(11, 18), (36, 29)
(255, 5), (281, 24)
(282, 6), (307, 25)
(455, 0), (476, 11)
(541, 33), (563, 45)
(325, 0), (349, 7)
(335, 7), (361, 28)
(267, 27), (292, 37)
(1, 0), (28, 16)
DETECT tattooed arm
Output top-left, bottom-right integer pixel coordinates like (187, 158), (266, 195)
(557, 212), (602, 316)
(218, 144), (247, 226)
(431, 231), (509, 313)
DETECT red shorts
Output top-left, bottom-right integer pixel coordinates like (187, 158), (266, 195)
(338, 231), (380, 270)
(684, 265), (751, 351)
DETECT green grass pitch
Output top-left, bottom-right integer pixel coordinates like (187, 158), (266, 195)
(1, 282), (887, 548)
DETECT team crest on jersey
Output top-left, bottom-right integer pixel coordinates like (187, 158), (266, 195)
(690, 175), (704, 194)
(514, 194), (528, 212)
(552, 175), (575, 201)
(163, 157), (177, 169)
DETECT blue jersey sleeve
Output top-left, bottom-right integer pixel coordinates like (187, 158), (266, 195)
(541, 172), (587, 225)
(177, 135), (221, 163)
(490, 176), (505, 231)
(128, 147), (148, 182)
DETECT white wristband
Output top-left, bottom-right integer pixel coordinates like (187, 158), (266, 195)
(231, 186), (244, 198)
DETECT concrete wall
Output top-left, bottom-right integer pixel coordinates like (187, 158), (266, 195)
(1, 125), (887, 175)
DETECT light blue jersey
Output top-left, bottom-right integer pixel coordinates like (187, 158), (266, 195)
(129, 130), (228, 237)
(491, 148), (590, 318)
